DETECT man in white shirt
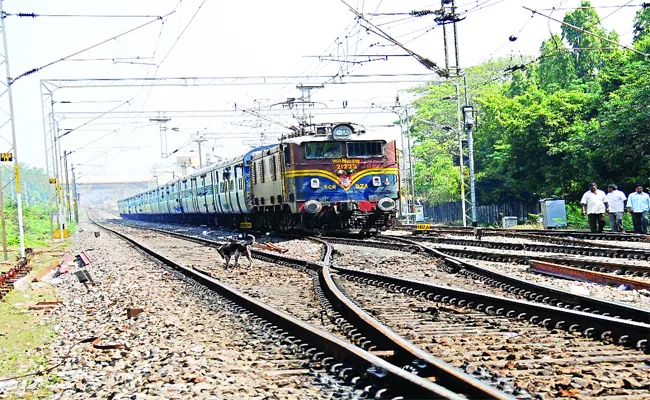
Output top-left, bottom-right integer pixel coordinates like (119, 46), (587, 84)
(580, 183), (609, 233)
(606, 184), (626, 232)
(627, 184), (650, 234)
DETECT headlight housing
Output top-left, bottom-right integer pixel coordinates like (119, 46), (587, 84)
(377, 197), (396, 211)
(304, 200), (323, 213)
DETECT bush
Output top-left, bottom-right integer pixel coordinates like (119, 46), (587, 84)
(566, 201), (635, 231)
(4, 204), (54, 247)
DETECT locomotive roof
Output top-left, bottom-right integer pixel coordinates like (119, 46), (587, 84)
(280, 129), (395, 145)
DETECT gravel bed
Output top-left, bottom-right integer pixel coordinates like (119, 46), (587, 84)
(110, 219), (324, 263)
(439, 232), (650, 250)
(330, 243), (650, 309)
(339, 278), (650, 399)
(457, 257), (650, 309)
(109, 224), (336, 333)
(421, 241), (650, 267)
(15, 222), (349, 400)
(331, 243), (516, 297)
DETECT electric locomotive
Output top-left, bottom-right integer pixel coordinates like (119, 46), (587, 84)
(118, 123), (400, 234)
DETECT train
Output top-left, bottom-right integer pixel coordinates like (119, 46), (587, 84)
(118, 122), (400, 234)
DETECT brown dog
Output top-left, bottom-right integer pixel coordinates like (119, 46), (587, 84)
(216, 234), (255, 269)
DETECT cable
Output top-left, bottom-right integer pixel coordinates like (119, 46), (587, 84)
(341, 0), (447, 76)
(12, 12), (173, 84)
(157, 0), (207, 66)
(4, 12), (162, 18)
(57, 101), (132, 139)
(525, 6), (650, 58)
(106, 0), (183, 166)
(601, 0), (636, 22)
(463, 0), (507, 15)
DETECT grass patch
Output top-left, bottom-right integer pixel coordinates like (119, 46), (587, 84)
(0, 242), (66, 388)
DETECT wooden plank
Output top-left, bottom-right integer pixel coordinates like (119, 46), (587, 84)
(32, 259), (61, 282)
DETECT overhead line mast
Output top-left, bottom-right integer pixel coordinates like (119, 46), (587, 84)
(0, 0), (25, 257)
(436, 0), (474, 227)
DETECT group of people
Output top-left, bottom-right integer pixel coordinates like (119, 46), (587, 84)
(580, 183), (650, 234)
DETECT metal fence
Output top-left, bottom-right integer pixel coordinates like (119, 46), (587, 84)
(423, 201), (541, 226)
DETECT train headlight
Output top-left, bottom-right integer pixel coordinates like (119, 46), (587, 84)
(377, 197), (396, 211)
(304, 200), (323, 213)
(372, 176), (381, 187)
(310, 178), (320, 189)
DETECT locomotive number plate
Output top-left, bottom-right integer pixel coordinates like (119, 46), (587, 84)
(240, 222), (252, 229)
(416, 223), (431, 231)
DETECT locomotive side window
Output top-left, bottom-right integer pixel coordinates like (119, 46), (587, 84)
(304, 142), (343, 159)
(251, 162), (257, 184)
(346, 141), (384, 157)
(238, 177), (243, 190)
(259, 159), (265, 183)
(270, 156), (277, 181)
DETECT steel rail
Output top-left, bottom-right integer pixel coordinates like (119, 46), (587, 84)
(404, 226), (650, 242)
(324, 235), (650, 323)
(326, 235), (645, 270)
(330, 265), (650, 352)
(100, 220), (508, 399)
(529, 260), (650, 291)
(92, 220), (463, 399)
(406, 235), (650, 261)
(430, 244), (650, 276)
(309, 238), (513, 400)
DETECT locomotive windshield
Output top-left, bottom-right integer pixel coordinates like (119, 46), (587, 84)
(304, 142), (343, 159)
(346, 141), (384, 157)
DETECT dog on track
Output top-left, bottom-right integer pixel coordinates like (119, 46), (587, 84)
(217, 234), (255, 269)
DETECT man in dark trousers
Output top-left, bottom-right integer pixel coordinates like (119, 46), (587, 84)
(580, 183), (609, 233)
(627, 184), (650, 234)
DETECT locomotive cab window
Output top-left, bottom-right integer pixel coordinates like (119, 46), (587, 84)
(346, 141), (384, 157)
(304, 142), (343, 159)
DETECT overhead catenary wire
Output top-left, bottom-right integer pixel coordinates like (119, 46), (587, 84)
(11, 11), (174, 84)
(57, 100), (132, 139)
(340, 0), (447, 77)
(524, 6), (650, 58)
(157, 0), (207, 67)
(3, 12), (163, 18)
(600, 0), (636, 22)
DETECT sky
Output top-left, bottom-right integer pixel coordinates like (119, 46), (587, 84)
(0, 0), (641, 182)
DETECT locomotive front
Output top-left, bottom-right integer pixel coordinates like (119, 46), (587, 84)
(284, 123), (399, 233)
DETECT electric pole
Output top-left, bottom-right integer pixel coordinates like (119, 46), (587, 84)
(438, 0), (475, 225)
(0, 166), (6, 261)
(0, 2), (26, 256)
(463, 105), (477, 226)
(190, 135), (209, 168)
(151, 114), (172, 158)
(71, 164), (78, 223)
(63, 151), (72, 223)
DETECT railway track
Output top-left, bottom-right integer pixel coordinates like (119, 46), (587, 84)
(318, 236), (650, 397)
(321, 236), (650, 324)
(407, 238), (650, 277)
(97, 218), (650, 398)
(405, 235), (650, 262)
(334, 272), (650, 398)
(405, 226), (650, 243)
(95, 219), (509, 399)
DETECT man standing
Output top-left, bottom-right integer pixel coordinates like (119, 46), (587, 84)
(606, 184), (626, 232)
(627, 184), (650, 234)
(580, 183), (609, 233)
